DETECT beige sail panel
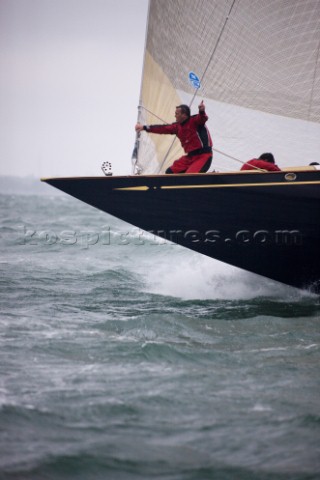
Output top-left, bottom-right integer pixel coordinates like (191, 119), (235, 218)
(138, 51), (184, 173)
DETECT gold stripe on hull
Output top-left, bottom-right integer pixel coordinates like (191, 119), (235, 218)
(113, 181), (320, 192)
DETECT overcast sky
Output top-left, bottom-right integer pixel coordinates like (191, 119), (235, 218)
(0, 0), (149, 178)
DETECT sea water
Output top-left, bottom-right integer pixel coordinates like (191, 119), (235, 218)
(0, 181), (319, 480)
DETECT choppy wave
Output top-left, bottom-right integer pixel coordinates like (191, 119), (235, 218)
(0, 192), (319, 479)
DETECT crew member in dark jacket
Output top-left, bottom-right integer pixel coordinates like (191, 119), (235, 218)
(241, 153), (281, 172)
(135, 101), (213, 174)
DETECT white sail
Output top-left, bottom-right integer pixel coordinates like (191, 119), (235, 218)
(133, 0), (320, 174)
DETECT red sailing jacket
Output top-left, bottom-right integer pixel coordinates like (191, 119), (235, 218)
(241, 159), (281, 171)
(145, 111), (213, 155)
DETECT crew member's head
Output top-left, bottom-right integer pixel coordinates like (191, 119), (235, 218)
(259, 153), (275, 164)
(175, 104), (190, 123)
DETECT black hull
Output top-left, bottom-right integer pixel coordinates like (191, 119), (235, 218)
(42, 170), (320, 294)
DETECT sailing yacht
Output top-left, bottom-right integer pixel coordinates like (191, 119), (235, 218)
(42, 0), (320, 293)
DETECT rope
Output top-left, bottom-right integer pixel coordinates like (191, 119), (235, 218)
(138, 106), (168, 124)
(135, 105), (177, 173)
(189, 0), (237, 110)
(156, 0), (239, 173)
(136, 0), (266, 176)
(213, 148), (267, 172)
(137, 106), (266, 173)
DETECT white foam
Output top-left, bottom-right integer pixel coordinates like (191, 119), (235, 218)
(139, 249), (302, 300)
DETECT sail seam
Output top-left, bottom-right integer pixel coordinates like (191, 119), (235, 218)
(159, 0), (238, 174)
(189, 0), (237, 110)
(308, 34), (320, 121)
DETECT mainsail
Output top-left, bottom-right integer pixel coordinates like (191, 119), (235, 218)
(133, 0), (320, 175)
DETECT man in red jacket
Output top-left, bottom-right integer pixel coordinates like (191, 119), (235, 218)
(135, 101), (213, 174)
(241, 153), (281, 171)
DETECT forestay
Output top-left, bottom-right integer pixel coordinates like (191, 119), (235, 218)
(132, 0), (320, 175)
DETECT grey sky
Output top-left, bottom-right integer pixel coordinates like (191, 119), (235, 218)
(0, 0), (149, 177)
